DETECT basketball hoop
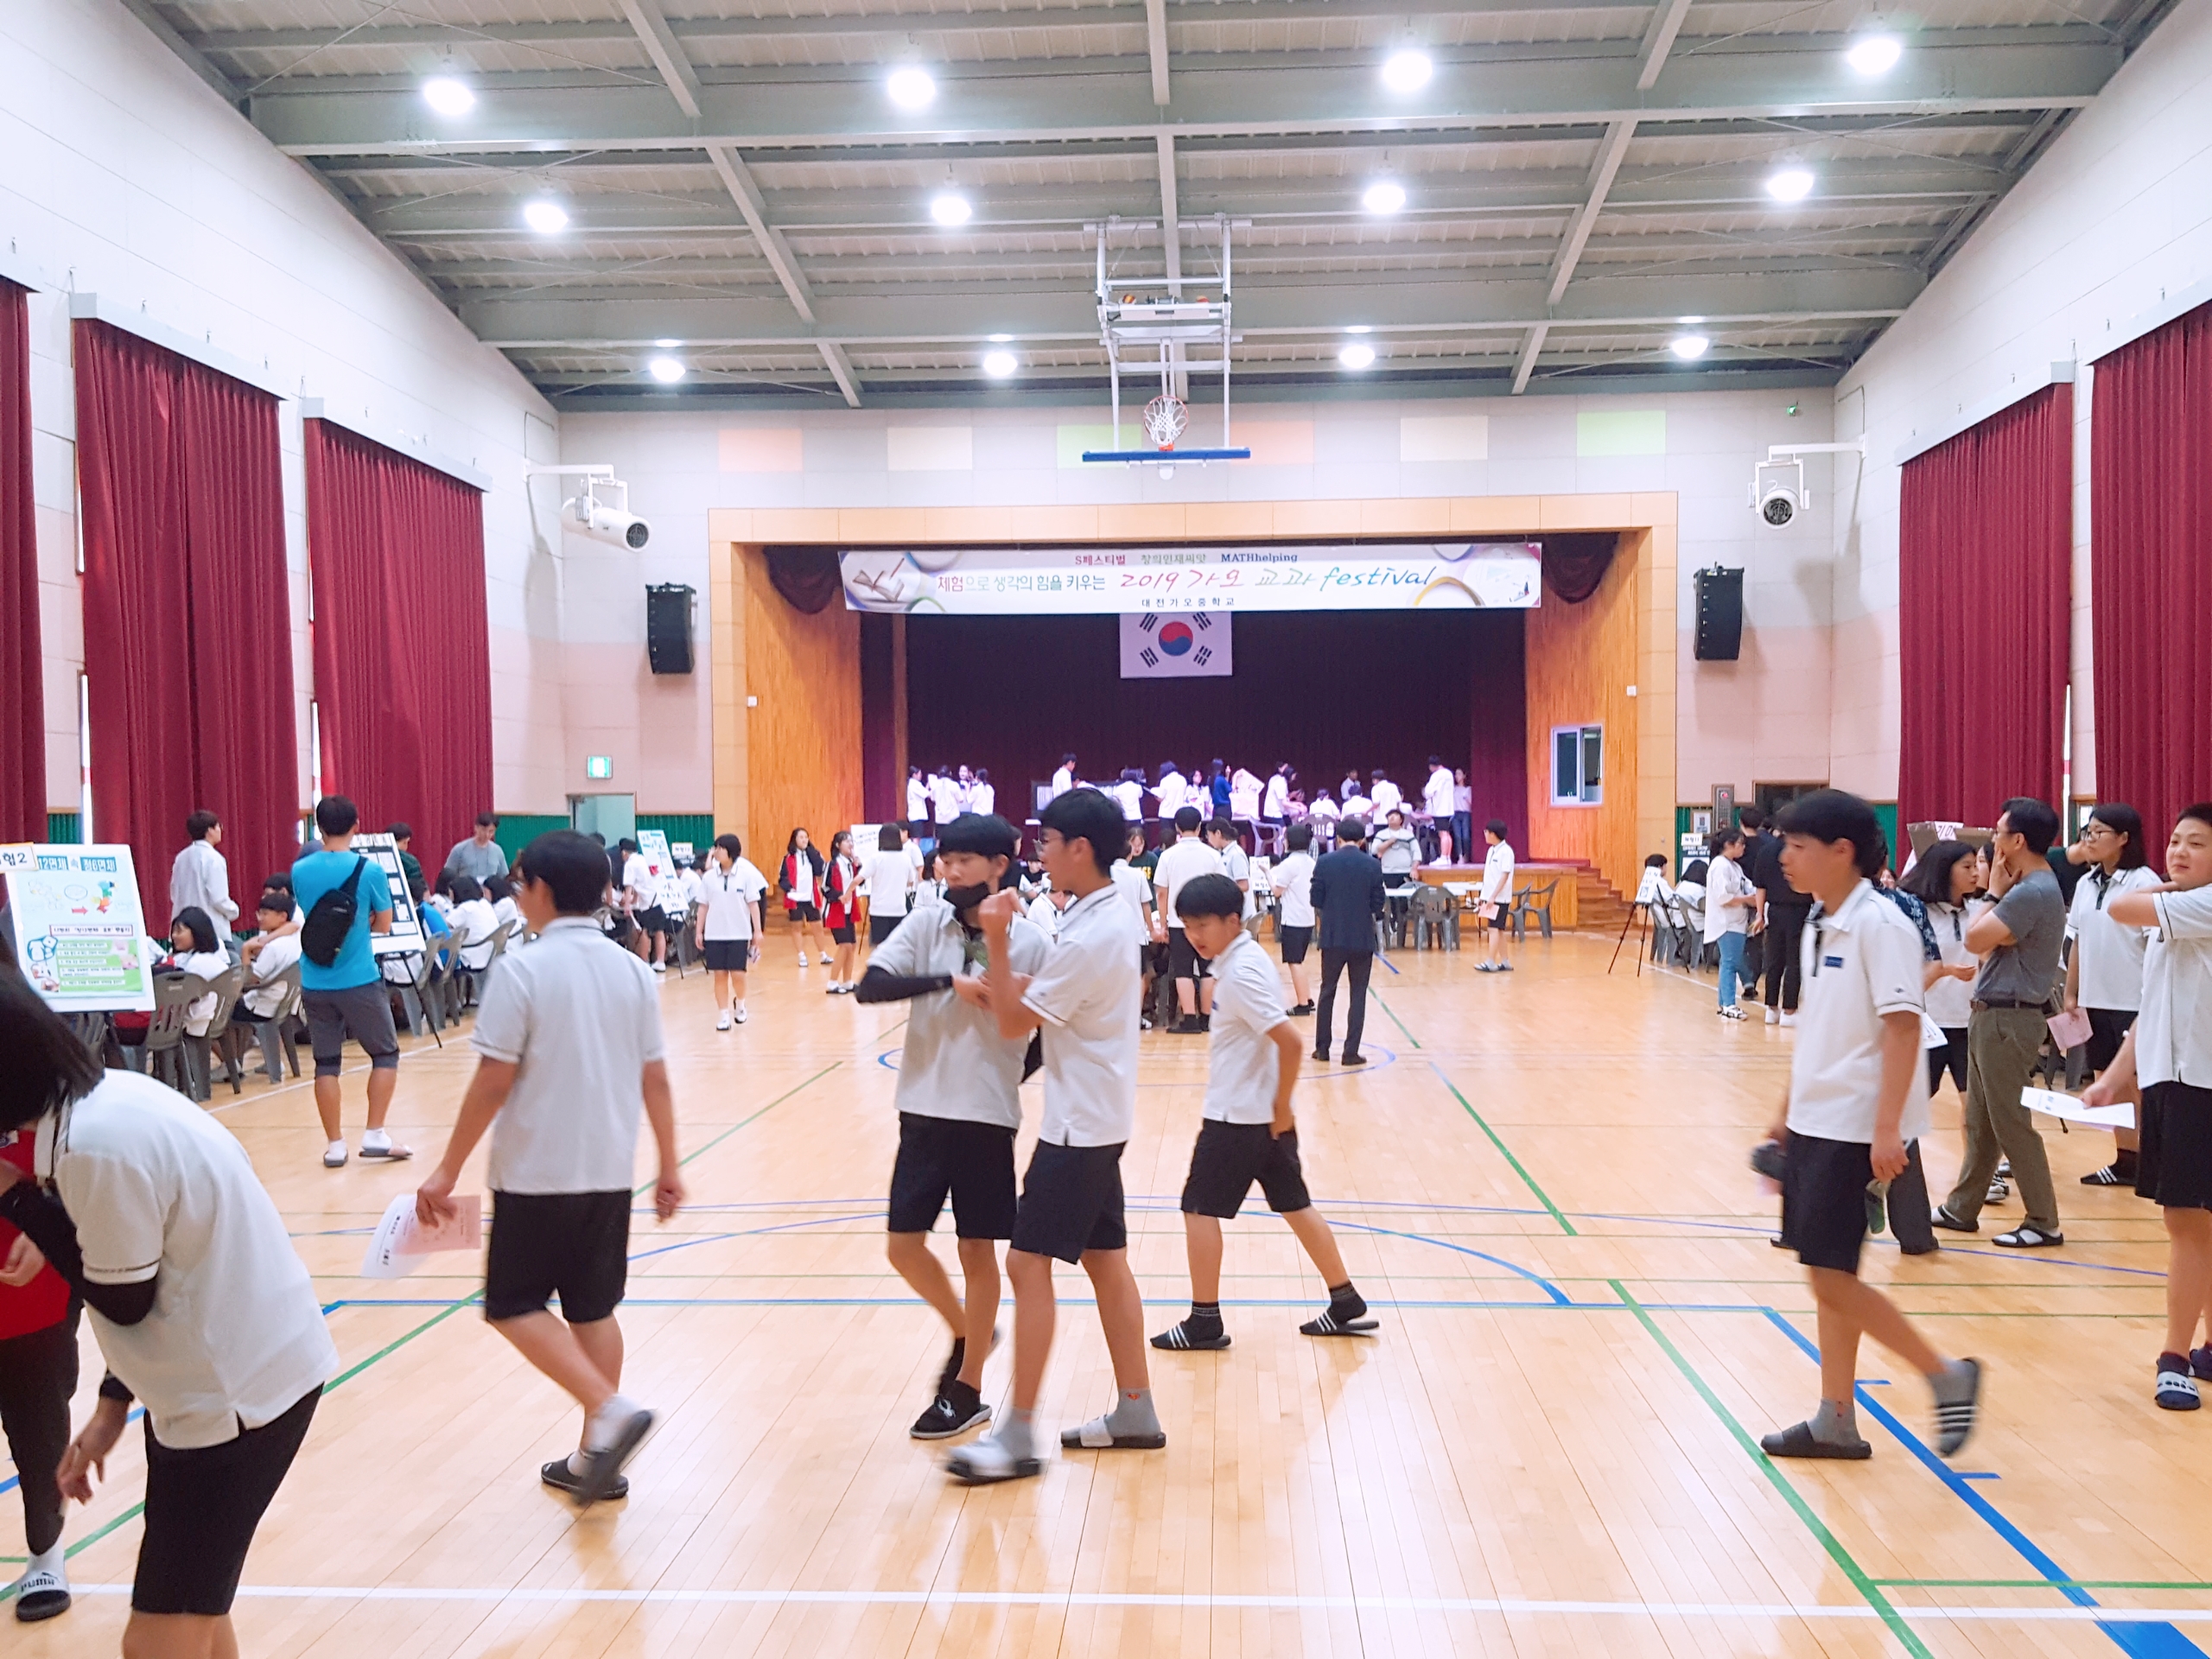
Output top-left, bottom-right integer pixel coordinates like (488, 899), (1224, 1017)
(1141, 394), (1189, 452)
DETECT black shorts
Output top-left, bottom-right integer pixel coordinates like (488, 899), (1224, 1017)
(134, 1385), (320, 1616)
(2138, 1082), (2212, 1209)
(301, 981), (401, 1077)
(1491, 901), (1511, 928)
(789, 902), (821, 922)
(1009, 1141), (1128, 1264)
(638, 906), (675, 936)
(868, 913), (904, 946)
(1167, 928), (1211, 981)
(830, 923), (856, 944)
(485, 1190), (631, 1324)
(1779, 1133), (1878, 1274)
(888, 1113), (1018, 1238)
(1279, 925), (1313, 966)
(702, 938), (751, 972)
(2085, 1007), (2138, 1076)
(1180, 1120), (1312, 1218)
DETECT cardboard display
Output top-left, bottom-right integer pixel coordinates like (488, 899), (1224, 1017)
(1, 844), (157, 1012)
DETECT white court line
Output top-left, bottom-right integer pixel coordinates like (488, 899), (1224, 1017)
(50, 1586), (2212, 1619)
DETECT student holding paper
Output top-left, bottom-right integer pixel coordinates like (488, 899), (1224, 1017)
(2065, 804), (2160, 1188)
(2084, 804), (2212, 1410)
(417, 830), (685, 1507)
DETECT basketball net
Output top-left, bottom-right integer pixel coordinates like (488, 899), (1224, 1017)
(1141, 394), (1189, 452)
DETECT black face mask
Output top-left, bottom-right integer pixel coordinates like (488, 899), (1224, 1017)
(944, 881), (993, 915)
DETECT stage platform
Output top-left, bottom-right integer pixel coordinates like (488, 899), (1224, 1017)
(1414, 861), (1630, 931)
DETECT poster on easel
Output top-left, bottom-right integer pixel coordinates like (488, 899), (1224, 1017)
(0, 844), (157, 1012)
(350, 833), (429, 959)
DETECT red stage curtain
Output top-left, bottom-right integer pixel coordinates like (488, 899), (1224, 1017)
(303, 419), (492, 865)
(2091, 304), (2212, 866)
(75, 321), (296, 925)
(0, 283), (41, 844)
(1897, 382), (2070, 830)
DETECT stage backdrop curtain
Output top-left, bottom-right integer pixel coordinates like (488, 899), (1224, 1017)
(2092, 304), (2212, 866)
(765, 546), (842, 614)
(1540, 533), (1618, 605)
(74, 320), (296, 925)
(1897, 381), (2070, 830)
(0, 283), (41, 844)
(905, 609), (1524, 843)
(304, 419), (493, 865)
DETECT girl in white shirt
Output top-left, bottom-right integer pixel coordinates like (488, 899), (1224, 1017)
(447, 877), (501, 972)
(860, 823), (917, 948)
(696, 833), (767, 1028)
(162, 909), (231, 1038)
(780, 828), (830, 969)
(1702, 829), (1759, 1019)
(2067, 804), (2162, 1186)
(1900, 841), (1981, 1097)
(1272, 823), (1318, 1013)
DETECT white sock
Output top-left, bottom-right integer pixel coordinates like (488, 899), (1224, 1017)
(585, 1392), (642, 1451)
(566, 1449), (589, 1477)
(362, 1127), (390, 1151)
(25, 1541), (64, 1580)
(327, 1139), (346, 1160)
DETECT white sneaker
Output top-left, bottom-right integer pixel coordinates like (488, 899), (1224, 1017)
(798, 953), (809, 968)
(820, 953), (834, 965)
(1764, 1006), (1780, 1026)
(652, 961), (666, 975)
(1719, 1005), (1747, 1021)
(715, 1009), (733, 1032)
(735, 1006), (749, 1024)
(1780, 1011), (1796, 1028)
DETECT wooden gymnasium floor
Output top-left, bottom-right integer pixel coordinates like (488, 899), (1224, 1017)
(10, 928), (2211, 1659)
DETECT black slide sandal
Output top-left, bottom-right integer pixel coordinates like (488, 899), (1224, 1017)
(1759, 1421), (1872, 1459)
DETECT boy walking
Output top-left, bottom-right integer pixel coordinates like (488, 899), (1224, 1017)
(416, 830), (684, 1507)
(948, 788), (1158, 1484)
(1152, 874), (1374, 1351)
(1760, 790), (1982, 1461)
(855, 813), (1050, 1440)
(292, 794), (409, 1169)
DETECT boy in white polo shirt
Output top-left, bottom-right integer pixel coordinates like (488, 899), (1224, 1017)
(1154, 805), (1224, 1033)
(416, 830), (685, 1508)
(856, 813), (1050, 1440)
(1758, 790), (1981, 1461)
(948, 788), (1155, 1484)
(1476, 819), (1516, 972)
(1152, 874), (1373, 1351)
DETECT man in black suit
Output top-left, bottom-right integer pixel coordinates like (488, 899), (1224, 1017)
(1308, 817), (1387, 1066)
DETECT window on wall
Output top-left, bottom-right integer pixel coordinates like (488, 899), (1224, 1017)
(1551, 725), (1602, 806)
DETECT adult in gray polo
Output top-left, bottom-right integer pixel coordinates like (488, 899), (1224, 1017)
(1935, 798), (2068, 1246)
(443, 813), (510, 887)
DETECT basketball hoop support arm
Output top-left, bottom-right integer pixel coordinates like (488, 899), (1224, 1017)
(1084, 217), (1249, 467)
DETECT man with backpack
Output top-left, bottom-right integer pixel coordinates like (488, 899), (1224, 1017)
(292, 795), (410, 1170)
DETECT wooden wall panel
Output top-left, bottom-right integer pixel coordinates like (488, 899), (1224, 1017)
(1524, 537), (1642, 898)
(741, 545), (862, 865)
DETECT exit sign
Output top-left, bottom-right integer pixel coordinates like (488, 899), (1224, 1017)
(585, 755), (613, 780)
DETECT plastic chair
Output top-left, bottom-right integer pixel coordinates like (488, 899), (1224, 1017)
(1508, 878), (1560, 942)
(452, 921), (512, 1010)
(1410, 884), (1458, 950)
(187, 963), (251, 1098)
(145, 974), (208, 1099)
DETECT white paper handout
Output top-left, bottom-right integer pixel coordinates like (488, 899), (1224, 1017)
(360, 1192), (484, 1279)
(2022, 1087), (2136, 1129)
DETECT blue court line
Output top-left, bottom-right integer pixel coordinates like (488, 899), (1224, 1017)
(1760, 1307), (2204, 1659)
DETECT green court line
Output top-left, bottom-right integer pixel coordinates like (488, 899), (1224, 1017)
(636, 1062), (841, 1194)
(1370, 992), (1421, 1050)
(1429, 1062), (1577, 1235)
(1612, 1281), (1933, 1659)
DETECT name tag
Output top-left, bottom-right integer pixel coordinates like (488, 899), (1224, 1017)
(1823, 955), (1846, 969)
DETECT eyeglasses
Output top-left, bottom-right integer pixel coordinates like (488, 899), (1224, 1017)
(2082, 823), (2117, 839)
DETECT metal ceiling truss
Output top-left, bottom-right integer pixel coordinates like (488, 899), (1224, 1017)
(130, 0), (2177, 405)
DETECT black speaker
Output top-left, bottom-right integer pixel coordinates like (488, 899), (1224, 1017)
(1694, 566), (1744, 661)
(645, 583), (695, 675)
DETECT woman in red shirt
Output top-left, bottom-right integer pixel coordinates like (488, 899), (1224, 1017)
(0, 1116), (75, 1622)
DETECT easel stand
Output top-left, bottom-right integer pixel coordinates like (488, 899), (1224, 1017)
(1608, 901), (1651, 976)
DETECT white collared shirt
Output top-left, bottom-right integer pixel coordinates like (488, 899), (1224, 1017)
(872, 898), (1048, 1127)
(1204, 932), (1290, 1123)
(1422, 768), (1453, 817)
(1263, 773), (1290, 819)
(1702, 854), (1751, 943)
(1370, 780), (1402, 818)
(42, 1071), (338, 1449)
(906, 779), (929, 820)
(1274, 851), (1315, 926)
(471, 917), (667, 1192)
(1788, 880), (1932, 1143)
(1923, 901), (1976, 1028)
(1051, 766), (1075, 799)
(1109, 860), (1153, 933)
(243, 931), (300, 1018)
(699, 859), (767, 938)
(929, 774), (961, 821)
(1154, 836), (1224, 931)
(971, 783), (995, 817)
(2069, 864), (2159, 1012)
(1156, 772), (1186, 817)
(168, 838), (237, 927)
(1480, 841), (1516, 906)
(2138, 886), (2212, 1090)
(1021, 885), (1143, 1147)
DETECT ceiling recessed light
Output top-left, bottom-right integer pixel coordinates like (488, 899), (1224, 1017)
(1846, 34), (1903, 74)
(522, 199), (569, 234)
(648, 356), (687, 384)
(1346, 325), (1372, 334)
(1381, 49), (1433, 93)
(1362, 180), (1408, 215)
(988, 333), (1012, 342)
(1679, 315), (1706, 325)
(930, 192), (973, 226)
(1765, 168), (1815, 203)
(1670, 334), (1711, 360)
(422, 76), (475, 117)
(654, 338), (681, 348)
(982, 349), (1019, 378)
(887, 67), (937, 110)
(1338, 341), (1377, 370)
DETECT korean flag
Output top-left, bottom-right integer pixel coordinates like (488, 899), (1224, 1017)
(1118, 611), (1234, 679)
